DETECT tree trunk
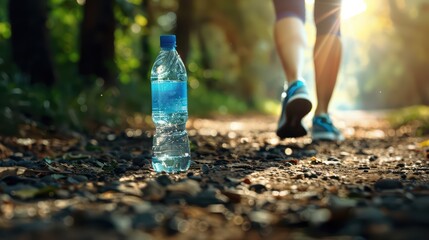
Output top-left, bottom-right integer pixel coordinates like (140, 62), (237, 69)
(8, 0), (56, 86)
(140, 0), (154, 79)
(176, 0), (195, 64)
(79, 0), (116, 86)
(388, 0), (429, 106)
(410, 63), (429, 105)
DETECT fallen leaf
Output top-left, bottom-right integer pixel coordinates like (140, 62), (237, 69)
(419, 140), (429, 148)
(63, 153), (91, 160)
(12, 186), (57, 200)
(11, 187), (40, 200)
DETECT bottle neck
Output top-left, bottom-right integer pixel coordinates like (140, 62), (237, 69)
(161, 47), (176, 51)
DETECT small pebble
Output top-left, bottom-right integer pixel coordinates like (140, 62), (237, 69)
(243, 178), (251, 184)
(201, 164), (210, 174)
(374, 179), (403, 191)
(249, 184), (267, 194)
(396, 163), (405, 168)
(156, 175), (172, 186)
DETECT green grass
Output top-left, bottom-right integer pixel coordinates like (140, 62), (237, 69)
(0, 76), (278, 135)
(388, 105), (429, 136)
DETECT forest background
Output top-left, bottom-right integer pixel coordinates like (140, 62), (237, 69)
(0, 0), (428, 133)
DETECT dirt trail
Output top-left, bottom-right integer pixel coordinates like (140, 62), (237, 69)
(0, 111), (428, 240)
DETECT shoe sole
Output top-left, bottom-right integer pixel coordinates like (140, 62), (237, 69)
(276, 98), (312, 139)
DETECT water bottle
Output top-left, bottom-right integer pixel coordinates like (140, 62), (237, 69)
(151, 35), (191, 173)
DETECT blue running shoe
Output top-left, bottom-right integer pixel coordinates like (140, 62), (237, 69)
(312, 114), (344, 142)
(276, 80), (312, 139)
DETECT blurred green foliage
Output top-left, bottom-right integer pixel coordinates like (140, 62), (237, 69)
(344, 0), (429, 109)
(0, 0), (277, 134)
(389, 105), (429, 136)
(0, 0), (428, 134)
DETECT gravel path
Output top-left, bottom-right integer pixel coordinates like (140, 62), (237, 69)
(1, 111), (428, 240)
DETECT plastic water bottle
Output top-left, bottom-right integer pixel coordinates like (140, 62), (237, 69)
(151, 35), (191, 173)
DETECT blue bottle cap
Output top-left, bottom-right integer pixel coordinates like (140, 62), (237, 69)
(160, 35), (176, 49)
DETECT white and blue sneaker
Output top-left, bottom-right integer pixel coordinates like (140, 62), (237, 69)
(311, 114), (344, 142)
(276, 80), (312, 139)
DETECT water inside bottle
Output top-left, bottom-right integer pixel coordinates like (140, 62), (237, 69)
(151, 79), (190, 173)
(151, 79), (187, 125)
(152, 154), (191, 173)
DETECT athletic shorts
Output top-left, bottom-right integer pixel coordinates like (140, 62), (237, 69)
(273, 0), (342, 36)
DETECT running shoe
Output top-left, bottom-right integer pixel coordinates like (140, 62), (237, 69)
(311, 113), (344, 142)
(276, 80), (312, 139)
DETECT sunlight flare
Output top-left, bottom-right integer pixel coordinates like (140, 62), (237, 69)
(341, 0), (367, 20)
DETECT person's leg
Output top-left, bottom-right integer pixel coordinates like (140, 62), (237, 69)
(313, 0), (342, 115)
(273, 0), (312, 139)
(273, 0), (307, 84)
(312, 0), (344, 141)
